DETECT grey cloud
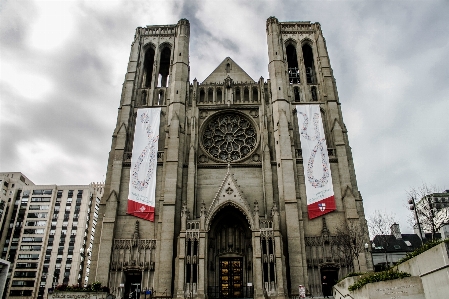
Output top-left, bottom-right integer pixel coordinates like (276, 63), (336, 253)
(1, 0), (448, 232)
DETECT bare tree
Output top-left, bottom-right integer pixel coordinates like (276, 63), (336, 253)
(368, 210), (396, 269)
(407, 183), (444, 240)
(334, 221), (368, 272)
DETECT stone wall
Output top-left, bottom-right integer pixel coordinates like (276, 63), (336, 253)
(396, 241), (449, 299)
(333, 241), (449, 299)
(334, 276), (424, 299)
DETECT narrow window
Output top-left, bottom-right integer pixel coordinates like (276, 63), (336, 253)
(244, 88), (249, 102)
(158, 47), (171, 87)
(157, 90), (164, 105)
(143, 48), (155, 88)
(235, 88), (241, 102)
(286, 44), (300, 84)
(294, 87), (300, 102)
(199, 89), (205, 102)
(302, 44), (316, 84)
(217, 88), (222, 103)
(252, 88), (258, 102)
(311, 86), (318, 101)
(208, 88), (213, 103)
(226, 63), (231, 73)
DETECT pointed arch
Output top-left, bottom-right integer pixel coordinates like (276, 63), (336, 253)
(142, 44), (156, 88)
(158, 43), (172, 87)
(301, 42), (316, 84)
(243, 87), (250, 102)
(216, 88), (222, 103)
(252, 87), (258, 102)
(205, 171), (254, 231)
(285, 41), (300, 84)
(199, 88), (205, 102)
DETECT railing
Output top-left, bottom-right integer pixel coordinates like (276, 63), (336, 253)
(260, 220), (273, 229)
(186, 220), (200, 230)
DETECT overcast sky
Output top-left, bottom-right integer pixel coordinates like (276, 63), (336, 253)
(1, 0), (448, 234)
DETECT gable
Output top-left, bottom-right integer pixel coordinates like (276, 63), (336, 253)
(205, 167), (254, 229)
(202, 57), (255, 84)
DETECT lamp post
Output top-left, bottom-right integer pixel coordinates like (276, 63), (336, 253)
(408, 196), (424, 241)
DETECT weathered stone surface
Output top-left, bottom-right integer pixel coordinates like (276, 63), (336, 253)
(91, 17), (370, 299)
(334, 276), (424, 299)
(397, 242), (449, 299)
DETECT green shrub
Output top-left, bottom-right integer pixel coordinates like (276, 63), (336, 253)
(348, 269), (411, 291)
(396, 238), (449, 265)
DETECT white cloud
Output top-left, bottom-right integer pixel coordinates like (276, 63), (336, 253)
(1, 61), (53, 101)
(27, 1), (77, 51)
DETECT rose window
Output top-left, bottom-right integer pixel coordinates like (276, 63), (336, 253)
(202, 113), (257, 162)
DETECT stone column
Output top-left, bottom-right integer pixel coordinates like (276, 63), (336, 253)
(156, 19), (190, 295)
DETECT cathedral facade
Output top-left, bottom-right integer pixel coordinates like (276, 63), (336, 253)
(90, 17), (372, 299)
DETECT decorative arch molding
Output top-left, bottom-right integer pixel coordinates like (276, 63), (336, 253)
(284, 37), (298, 47)
(158, 41), (173, 51)
(205, 168), (255, 231)
(300, 37), (315, 47)
(142, 42), (157, 51)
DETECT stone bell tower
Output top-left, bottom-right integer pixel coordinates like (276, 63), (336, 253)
(89, 19), (190, 296)
(90, 17), (371, 299)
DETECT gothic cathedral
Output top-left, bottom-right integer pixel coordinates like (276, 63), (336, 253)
(90, 17), (372, 299)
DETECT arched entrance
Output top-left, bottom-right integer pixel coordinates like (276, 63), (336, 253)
(320, 263), (339, 297)
(207, 206), (253, 298)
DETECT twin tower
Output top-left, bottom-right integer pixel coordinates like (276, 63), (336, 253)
(90, 17), (371, 299)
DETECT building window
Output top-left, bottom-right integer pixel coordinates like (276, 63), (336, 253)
(143, 47), (155, 88)
(286, 44), (300, 84)
(302, 44), (316, 84)
(158, 46), (171, 87)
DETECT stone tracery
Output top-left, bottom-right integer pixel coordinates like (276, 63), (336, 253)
(202, 113), (257, 162)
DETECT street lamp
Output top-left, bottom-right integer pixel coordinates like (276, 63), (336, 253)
(408, 196), (424, 240)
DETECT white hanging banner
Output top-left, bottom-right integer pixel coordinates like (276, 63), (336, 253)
(127, 107), (161, 221)
(296, 105), (335, 219)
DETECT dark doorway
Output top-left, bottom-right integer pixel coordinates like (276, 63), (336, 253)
(320, 268), (338, 297)
(207, 206), (253, 299)
(125, 272), (142, 299)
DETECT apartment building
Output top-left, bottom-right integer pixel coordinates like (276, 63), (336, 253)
(0, 172), (103, 299)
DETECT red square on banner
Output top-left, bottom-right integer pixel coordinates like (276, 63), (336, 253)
(127, 199), (155, 222)
(307, 195), (336, 219)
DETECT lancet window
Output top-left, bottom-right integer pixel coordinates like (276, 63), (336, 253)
(286, 44), (300, 84)
(302, 44), (316, 84)
(252, 88), (258, 102)
(217, 88), (222, 103)
(261, 235), (276, 292)
(143, 48), (155, 88)
(185, 238), (199, 293)
(294, 87), (301, 102)
(158, 47), (171, 87)
(243, 88), (250, 102)
(199, 89), (205, 102)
